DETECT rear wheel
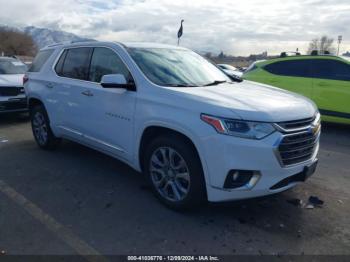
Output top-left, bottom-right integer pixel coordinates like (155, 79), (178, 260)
(30, 105), (61, 150)
(144, 135), (206, 210)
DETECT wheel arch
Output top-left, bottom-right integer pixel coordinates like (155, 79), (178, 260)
(137, 124), (208, 184)
(28, 97), (44, 110)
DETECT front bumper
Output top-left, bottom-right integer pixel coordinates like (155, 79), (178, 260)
(200, 131), (319, 202)
(0, 96), (28, 113)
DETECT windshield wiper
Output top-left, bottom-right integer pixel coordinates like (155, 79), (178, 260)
(203, 80), (227, 86)
(168, 84), (197, 87)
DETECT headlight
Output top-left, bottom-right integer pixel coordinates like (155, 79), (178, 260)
(201, 114), (275, 139)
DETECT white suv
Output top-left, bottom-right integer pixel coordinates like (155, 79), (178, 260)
(24, 41), (320, 209)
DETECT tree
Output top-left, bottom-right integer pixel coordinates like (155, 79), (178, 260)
(307, 35), (336, 55)
(218, 51), (225, 59)
(0, 28), (37, 57)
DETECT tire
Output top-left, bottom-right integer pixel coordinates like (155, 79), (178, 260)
(30, 104), (61, 150)
(144, 134), (206, 210)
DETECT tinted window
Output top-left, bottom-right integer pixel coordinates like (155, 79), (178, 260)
(60, 48), (93, 80)
(264, 60), (313, 78)
(89, 48), (132, 83)
(312, 59), (350, 81)
(28, 49), (54, 72)
(54, 50), (67, 75)
(0, 59), (27, 74)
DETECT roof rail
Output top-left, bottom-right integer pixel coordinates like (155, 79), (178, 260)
(46, 39), (96, 48)
(47, 42), (64, 48)
(280, 51), (302, 58)
(70, 39), (97, 44)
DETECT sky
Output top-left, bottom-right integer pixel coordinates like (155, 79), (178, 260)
(0, 0), (349, 56)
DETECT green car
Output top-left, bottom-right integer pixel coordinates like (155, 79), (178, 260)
(243, 55), (350, 124)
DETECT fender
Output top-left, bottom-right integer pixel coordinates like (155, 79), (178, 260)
(133, 119), (212, 187)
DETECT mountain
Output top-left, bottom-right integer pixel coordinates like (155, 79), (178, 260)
(0, 25), (92, 48)
(23, 26), (92, 48)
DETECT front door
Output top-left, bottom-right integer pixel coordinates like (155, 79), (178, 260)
(77, 47), (137, 161)
(311, 58), (350, 124)
(262, 59), (314, 99)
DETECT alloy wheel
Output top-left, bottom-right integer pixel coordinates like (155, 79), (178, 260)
(32, 112), (48, 146)
(149, 147), (191, 202)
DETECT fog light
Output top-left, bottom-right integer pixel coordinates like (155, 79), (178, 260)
(224, 170), (260, 189)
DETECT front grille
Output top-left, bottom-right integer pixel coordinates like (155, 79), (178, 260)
(0, 86), (24, 96)
(277, 130), (319, 166)
(276, 117), (314, 131)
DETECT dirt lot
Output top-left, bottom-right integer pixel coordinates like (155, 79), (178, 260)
(0, 114), (349, 258)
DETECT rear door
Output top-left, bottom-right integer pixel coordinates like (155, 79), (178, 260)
(311, 58), (350, 122)
(53, 47), (94, 140)
(262, 59), (313, 98)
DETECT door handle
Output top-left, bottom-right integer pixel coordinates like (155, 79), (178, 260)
(45, 82), (54, 88)
(81, 90), (93, 97)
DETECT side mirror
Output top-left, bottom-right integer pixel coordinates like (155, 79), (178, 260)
(100, 74), (135, 90)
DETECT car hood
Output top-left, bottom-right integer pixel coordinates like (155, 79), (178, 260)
(172, 81), (317, 122)
(0, 74), (24, 86)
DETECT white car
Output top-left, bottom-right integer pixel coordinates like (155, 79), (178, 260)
(0, 57), (28, 114)
(217, 64), (244, 78)
(24, 42), (320, 209)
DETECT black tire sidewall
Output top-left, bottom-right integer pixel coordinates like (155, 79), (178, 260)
(30, 105), (59, 149)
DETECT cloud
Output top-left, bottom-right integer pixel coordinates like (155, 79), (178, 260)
(0, 0), (349, 55)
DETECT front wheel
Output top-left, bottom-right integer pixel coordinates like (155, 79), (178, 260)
(30, 105), (61, 150)
(144, 135), (206, 210)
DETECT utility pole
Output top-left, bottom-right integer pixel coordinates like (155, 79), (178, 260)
(337, 35), (342, 56)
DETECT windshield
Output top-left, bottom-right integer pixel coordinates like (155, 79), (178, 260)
(0, 59), (27, 74)
(128, 48), (230, 87)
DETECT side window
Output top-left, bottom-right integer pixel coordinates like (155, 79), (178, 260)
(28, 49), (54, 72)
(312, 59), (350, 81)
(60, 47), (93, 80)
(54, 50), (67, 75)
(88, 47), (133, 83)
(264, 60), (313, 78)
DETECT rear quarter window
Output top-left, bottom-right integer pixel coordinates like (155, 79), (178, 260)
(28, 49), (54, 72)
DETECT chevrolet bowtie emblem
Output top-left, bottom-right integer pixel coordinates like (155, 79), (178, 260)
(311, 122), (321, 134)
